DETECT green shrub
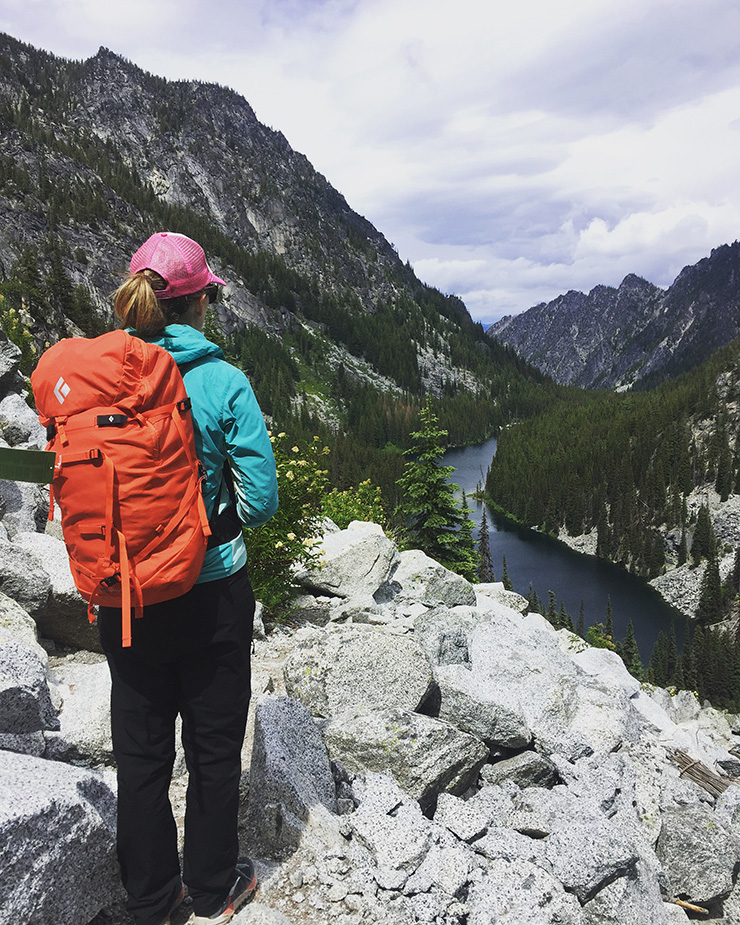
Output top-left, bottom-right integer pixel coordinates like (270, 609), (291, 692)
(242, 432), (330, 616)
(321, 478), (386, 530)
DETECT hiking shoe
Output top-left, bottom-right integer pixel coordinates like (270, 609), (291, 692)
(161, 885), (185, 925)
(193, 859), (257, 924)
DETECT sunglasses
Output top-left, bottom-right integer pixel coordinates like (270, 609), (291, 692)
(204, 284), (220, 304)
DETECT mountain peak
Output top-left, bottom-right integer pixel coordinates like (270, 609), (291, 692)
(488, 246), (740, 389)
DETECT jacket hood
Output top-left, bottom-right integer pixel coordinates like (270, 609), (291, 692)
(140, 324), (225, 367)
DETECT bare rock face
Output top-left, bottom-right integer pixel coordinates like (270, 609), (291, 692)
(0, 332), (21, 394)
(283, 624), (434, 719)
(323, 707), (488, 808)
(0, 749), (121, 924)
(0, 638), (58, 735)
(44, 656), (112, 767)
(656, 805), (740, 906)
(296, 521), (400, 600)
(243, 695), (338, 859)
(489, 245), (740, 390)
(0, 538), (51, 619)
(12, 532), (99, 653)
(386, 549), (477, 608)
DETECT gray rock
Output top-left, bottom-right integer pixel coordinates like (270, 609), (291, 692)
(289, 593), (338, 626)
(0, 638), (58, 733)
(0, 333), (21, 393)
(0, 749), (120, 924)
(283, 625), (433, 718)
(0, 538), (51, 618)
(474, 583), (528, 614)
(656, 804), (739, 904)
(471, 826), (548, 866)
(569, 646), (642, 698)
(253, 600), (266, 640)
(0, 479), (48, 538)
(235, 904), (294, 924)
(480, 750), (559, 789)
(467, 858), (585, 925)
(390, 550), (477, 608)
(414, 606), (483, 666)
(543, 809), (640, 903)
(0, 730), (46, 756)
(243, 696), (337, 857)
(466, 614), (635, 759)
(464, 783), (518, 829)
(403, 843), (472, 898)
(404, 891), (456, 923)
(349, 773), (434, 875)
(13, 532), (99, 652)
(714, 784), (740, 828)
(46, 657), (113, 766)
(435, 662), (532, 749)
(721, 877), (740, 925)
(505, 786), (578, 838)
(434, 791), (490, 842)
(582, 859), (670, 925)
(0, 392), (46, 447)
(296, 522), (399, 599)
(662, 903), (690, 924)
(0, 590), (47, 662)
(335, 593), (389, 626)
(323, 707), (488, 807)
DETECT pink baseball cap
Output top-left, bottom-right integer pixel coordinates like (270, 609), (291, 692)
(130, 232), (226, 300)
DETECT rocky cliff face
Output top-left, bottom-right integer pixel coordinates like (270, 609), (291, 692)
(3, 346), (740, 925)
(489, 243), (740, 390)
(0, 32), (492, 408)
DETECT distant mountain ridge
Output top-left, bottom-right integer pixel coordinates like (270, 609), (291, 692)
(488, 242), (740, 389)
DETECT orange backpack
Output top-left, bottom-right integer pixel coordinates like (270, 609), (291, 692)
(31, 330), (211, 647)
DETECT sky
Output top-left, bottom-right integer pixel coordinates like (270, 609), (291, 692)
(2, 0), (740, 325)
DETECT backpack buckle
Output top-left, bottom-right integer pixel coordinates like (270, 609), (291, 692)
(177, 398), (192, 413)
(100, 573), (120, 588)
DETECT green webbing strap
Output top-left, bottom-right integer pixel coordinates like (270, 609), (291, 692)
(0, 447), (56, 484)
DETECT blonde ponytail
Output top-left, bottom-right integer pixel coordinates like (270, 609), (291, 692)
(113, 270), (168, 336)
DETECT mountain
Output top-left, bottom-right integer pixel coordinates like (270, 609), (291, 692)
(488, 242), (740, 390)
(0, 31), (560, 468)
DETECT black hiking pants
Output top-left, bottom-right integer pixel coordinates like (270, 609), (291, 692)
(99, 566), (254, 925)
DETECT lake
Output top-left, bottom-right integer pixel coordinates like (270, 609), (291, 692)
(444, 437), (686, 662)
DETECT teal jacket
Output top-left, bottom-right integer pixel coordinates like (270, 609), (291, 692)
(138, 324), (279, 583)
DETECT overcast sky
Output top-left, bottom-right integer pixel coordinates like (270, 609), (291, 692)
(2, 0), (740, 325)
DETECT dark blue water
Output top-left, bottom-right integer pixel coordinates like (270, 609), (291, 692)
(444, 437), (685, 661)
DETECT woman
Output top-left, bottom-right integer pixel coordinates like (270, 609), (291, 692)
(99, 232), (278, 925)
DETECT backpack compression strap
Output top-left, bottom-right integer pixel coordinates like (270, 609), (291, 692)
(54, 447), (145, 646)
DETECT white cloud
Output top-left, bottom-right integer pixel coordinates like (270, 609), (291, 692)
(2, 0), (740, 325)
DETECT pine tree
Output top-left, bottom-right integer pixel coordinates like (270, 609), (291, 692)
(501, 555), (513, 591)
(477, 508), (495, 583)
(621, 620), (643, 680)
(697, 554), (722, 626)
(456, 492), (480, 583)
(559, 602), (574, 632)
(546, 590), (557, 628)
(396, 402), (473, 576)
(576, 601), (585, 638)
(605, 596), (614, 644)
(691, 503), (715, 565)
(649, 631), (670, 686)
(732, 544), (740, 593)
(715, 425), (733, 502)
